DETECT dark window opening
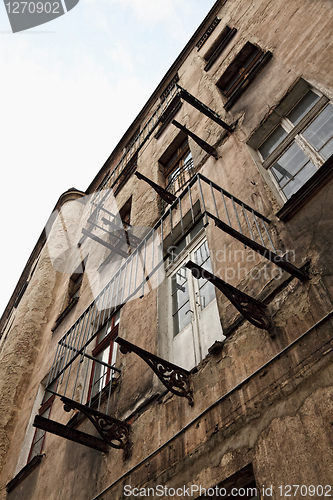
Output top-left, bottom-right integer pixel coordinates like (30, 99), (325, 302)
(52, 260), (86, 331)
(196, 464), (260, 499)
(159, 134), (195, 201)
(204, 26), (237, 71)
(216, 42), (272, 110)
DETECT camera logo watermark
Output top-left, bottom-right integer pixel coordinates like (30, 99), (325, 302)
(45, 189), (164, 310)
(3, 0), (80, 33)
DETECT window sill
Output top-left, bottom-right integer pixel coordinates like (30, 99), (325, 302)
(51, 296), (79, 332)
(276, 154), (333, 221)
(6, 455), (44, 493)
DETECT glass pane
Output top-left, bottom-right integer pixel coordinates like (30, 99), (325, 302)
(169, 238), (186, 261)
(183, 150), (192, 169)
(172, 269), (189, 311)
(259, 125), (288, 159)
(43, 380), (57, 403)
(98, 323), (111, 342)
(287, 90), (320, 125)
(189, 218), (204, 240)
(270, 143), (313, 188)
(198, 281), (216, 309)
(320, 137), (333, 160)
(168, 166), (180, 184)
(282, 161), (317, 199)
(114, 309), (120, 326)
(194, 241), (210, 267)
(110, 343), (117, 370)
(92, 347), (110, 396)
(194, 241), (215, 309)
(302, 104), (333, 152)
(173, 301), (191, 336)
(30, 437), (44, 460)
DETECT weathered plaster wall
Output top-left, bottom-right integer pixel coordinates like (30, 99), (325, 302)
(1, 0), (333, 498)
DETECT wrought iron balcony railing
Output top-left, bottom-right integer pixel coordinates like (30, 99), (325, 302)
(37, 173), (307, 455)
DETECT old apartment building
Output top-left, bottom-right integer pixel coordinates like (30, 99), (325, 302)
(1, 0), (333, 498)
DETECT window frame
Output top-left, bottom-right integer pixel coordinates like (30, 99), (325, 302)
(166, 222), (216, 337)
(87, 311), (120, 403)
(203, 25), (237, 72)
(216, 41), (272, 111)
(26, 383), (56, 464)
(257, 87), (332, 202)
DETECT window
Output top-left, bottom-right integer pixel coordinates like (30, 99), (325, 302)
(27, 381), (56, 463)
(216, 42), (272, 111)
(52, 260), (85, 331)
(88, 310), (120, 402)
(171, 238), (216, 337)
(257, 87), (333, 201)
(68, 266), (84, 302)
(161, 138), (194, 199)
(203, 25), (237, 72)
(197, 464), (260, 499)
(166, 220), (224, 370)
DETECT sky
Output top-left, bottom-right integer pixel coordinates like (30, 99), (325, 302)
(0, 0), (217, 318)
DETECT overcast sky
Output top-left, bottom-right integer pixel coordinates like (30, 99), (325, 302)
(0, 0), (217, 318)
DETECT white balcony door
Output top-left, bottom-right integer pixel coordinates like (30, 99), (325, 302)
(167, 228), (224, 370)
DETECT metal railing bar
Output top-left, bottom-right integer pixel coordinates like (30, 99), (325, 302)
(242, 203), (255, 241)
(121, 260), (129, 305)
(179, 197), (184, 235)
(210, 181), (219, 218)
(220, 188), (231, 227)
(188, 185), (194, 223)
(141, 239), (147, 298)
(198, 176), (208, 226)
(252, 211), (266, 247)
(197, 173), (271, 222)
(106, 368), (113, 415)
(169, 207), (174, 246)
(81, 357), (91, 405)
(262, 219), (276, 253)
(231, 196), (243, 236)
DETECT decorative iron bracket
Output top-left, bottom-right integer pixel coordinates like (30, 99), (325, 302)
(135, 171), (177, 204)
(61, 396), (131, 459)
(185, 261), (271, 331)
(116, 337), (194, 405)
(172, 120), (218, 158)
(176, 85), (234, 133)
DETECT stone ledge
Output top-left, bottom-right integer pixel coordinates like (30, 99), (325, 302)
(6, 454), (44, 493)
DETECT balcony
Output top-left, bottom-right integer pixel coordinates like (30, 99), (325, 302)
(35, 173), (307, 455)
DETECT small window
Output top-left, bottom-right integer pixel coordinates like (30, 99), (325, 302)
(203, 26), (237, 72)
(160, 137), (194, 199)
(197, 464), (260, 499)
(68, 269), (84, 302)
(216, 42), (272, 110)
(257, 88), (333, 200)
(27, 380), (57, 463)
(52, 260), (86, 331)
(88, 310), (120, 402)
